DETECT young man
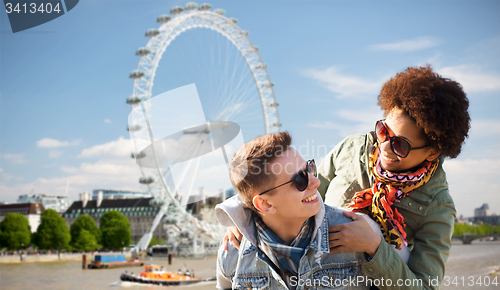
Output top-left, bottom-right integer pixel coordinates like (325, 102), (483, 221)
(216, 132), (370, 290)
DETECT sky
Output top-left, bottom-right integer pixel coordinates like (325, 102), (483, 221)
(1, 0), (499, 218)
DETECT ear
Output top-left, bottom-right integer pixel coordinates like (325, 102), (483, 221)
(252, 195), (276, 214)
(425, 148), (441, 162)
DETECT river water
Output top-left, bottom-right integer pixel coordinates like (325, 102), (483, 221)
(0, 241), (498, 289)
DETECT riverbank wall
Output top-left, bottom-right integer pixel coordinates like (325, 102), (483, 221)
(0, 252), (132, 264)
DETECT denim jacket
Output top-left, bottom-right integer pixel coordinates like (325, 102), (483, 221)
(215, 195), (369, 290)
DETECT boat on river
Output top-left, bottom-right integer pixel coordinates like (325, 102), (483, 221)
(88, 254), (143, 269)
(120, 265), (216, 286)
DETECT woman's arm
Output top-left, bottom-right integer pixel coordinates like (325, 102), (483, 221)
(330, 199), (455, 290)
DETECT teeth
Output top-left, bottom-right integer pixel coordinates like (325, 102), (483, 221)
(303, 193), (317, 202)
(383, 155), (397, 162)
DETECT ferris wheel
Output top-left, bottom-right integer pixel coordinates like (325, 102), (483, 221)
(126, 2), (280, 252)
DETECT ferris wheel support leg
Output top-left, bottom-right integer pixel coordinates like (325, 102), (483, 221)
(136, 207), (166, 251)
(173, 158), (194, 199)
(193, 233), (198, 254)
(182, 156), (201, 207)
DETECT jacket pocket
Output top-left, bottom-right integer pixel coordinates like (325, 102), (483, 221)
(310, 266), (361, 289)
(233, 276), (271, 290)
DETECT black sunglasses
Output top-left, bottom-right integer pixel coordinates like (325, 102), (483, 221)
(258, 159), (317, 195)
(375, 120), (430, 158)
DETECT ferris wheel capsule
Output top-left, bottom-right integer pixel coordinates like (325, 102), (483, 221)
(245, 46), (259, 53)
(228, 18), (238, 24)
(162, 216), (178, 224)
(254, 63), (267, 70)
(135, 47), (151, 56)
(198, 3), (211, 11)
(157, 15), (171, 24)
(139, 176), (155, 184)
(129, 70), (145, 79)
(179, 231), (193, 238)
(131, 151), (146, 159)
(214, 8), (225, 15)
(184, 2), (198, 10)
(239, 30), (249, 37)
(170, 6), (184, 15)
(268, 101), (279, 107)
(126, 95), (142, 105)
(260, 81), (274, 88)
(149, 198), (165, 207)
(145, 29), (160, 38)
(127, 123), (142, 132)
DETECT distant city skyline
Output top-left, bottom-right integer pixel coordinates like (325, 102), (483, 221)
(1, 1), (499, 218)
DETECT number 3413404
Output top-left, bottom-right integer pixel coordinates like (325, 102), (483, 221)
(5, 2), (62, 14)
(442, 276), (498, 287)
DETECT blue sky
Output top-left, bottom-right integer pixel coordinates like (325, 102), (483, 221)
(1, 0), (499, 217)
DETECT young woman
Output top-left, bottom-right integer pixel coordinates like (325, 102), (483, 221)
(319, 65), (470, 289)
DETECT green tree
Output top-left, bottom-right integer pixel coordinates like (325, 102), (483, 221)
(100, 211), (131, 250)
(0, 213), (31, 250)
(148, 236), (166, 247)
(33, 209), (70, 250)
(73, 229), (98, 251)
(70, 215), (100, 251)
(454, 222), (500, 235)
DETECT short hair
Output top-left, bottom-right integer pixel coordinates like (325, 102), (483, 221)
(230, 132), (292, 213)
(378, 65), (470, 158)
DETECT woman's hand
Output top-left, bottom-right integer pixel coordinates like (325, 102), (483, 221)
(222, 226), (243, 251)
(328, 211), (382, 257)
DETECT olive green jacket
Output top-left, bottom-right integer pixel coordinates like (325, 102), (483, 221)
(318, 132), (456, 290)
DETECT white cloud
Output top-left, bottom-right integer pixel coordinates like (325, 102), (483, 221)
(49, 150), (63, 158)
(0, 153), (27, 164)
(78, 137), (132, 158)
(0, 158), (144, 203)
(438, 64), (500, 92)
(0, 172), (14, 181)
(0, 169), (23, 182)
(469, 119), (500, 138)
(309, 121), (342, 131)
(104, 119), (112, 123)
(301, 66), (384, 98)
(369, 36), (441, 52)
(60, 166), (78, 173)
(336, 109), (384, 124)
(443, 158), (500, 217)
(37, 138), (81, 148)
(308, 108), (384, 137)
(80, 160), (139, 175)
(0, 137), (145, 203)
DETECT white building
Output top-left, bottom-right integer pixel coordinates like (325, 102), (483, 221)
(0, 203), (44, 232)
(474, 203), (490, 217)
(91, 189), (151, 200)
(17, 194), (71, 213)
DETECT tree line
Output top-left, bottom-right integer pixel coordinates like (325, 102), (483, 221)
(0, 209), (131, 251)
(453, 222), (500, 236)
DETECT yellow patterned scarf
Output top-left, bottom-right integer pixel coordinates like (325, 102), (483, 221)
(347, 144), (439, 249)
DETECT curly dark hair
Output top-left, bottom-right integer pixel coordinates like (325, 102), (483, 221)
(378, 65), (470, 158)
